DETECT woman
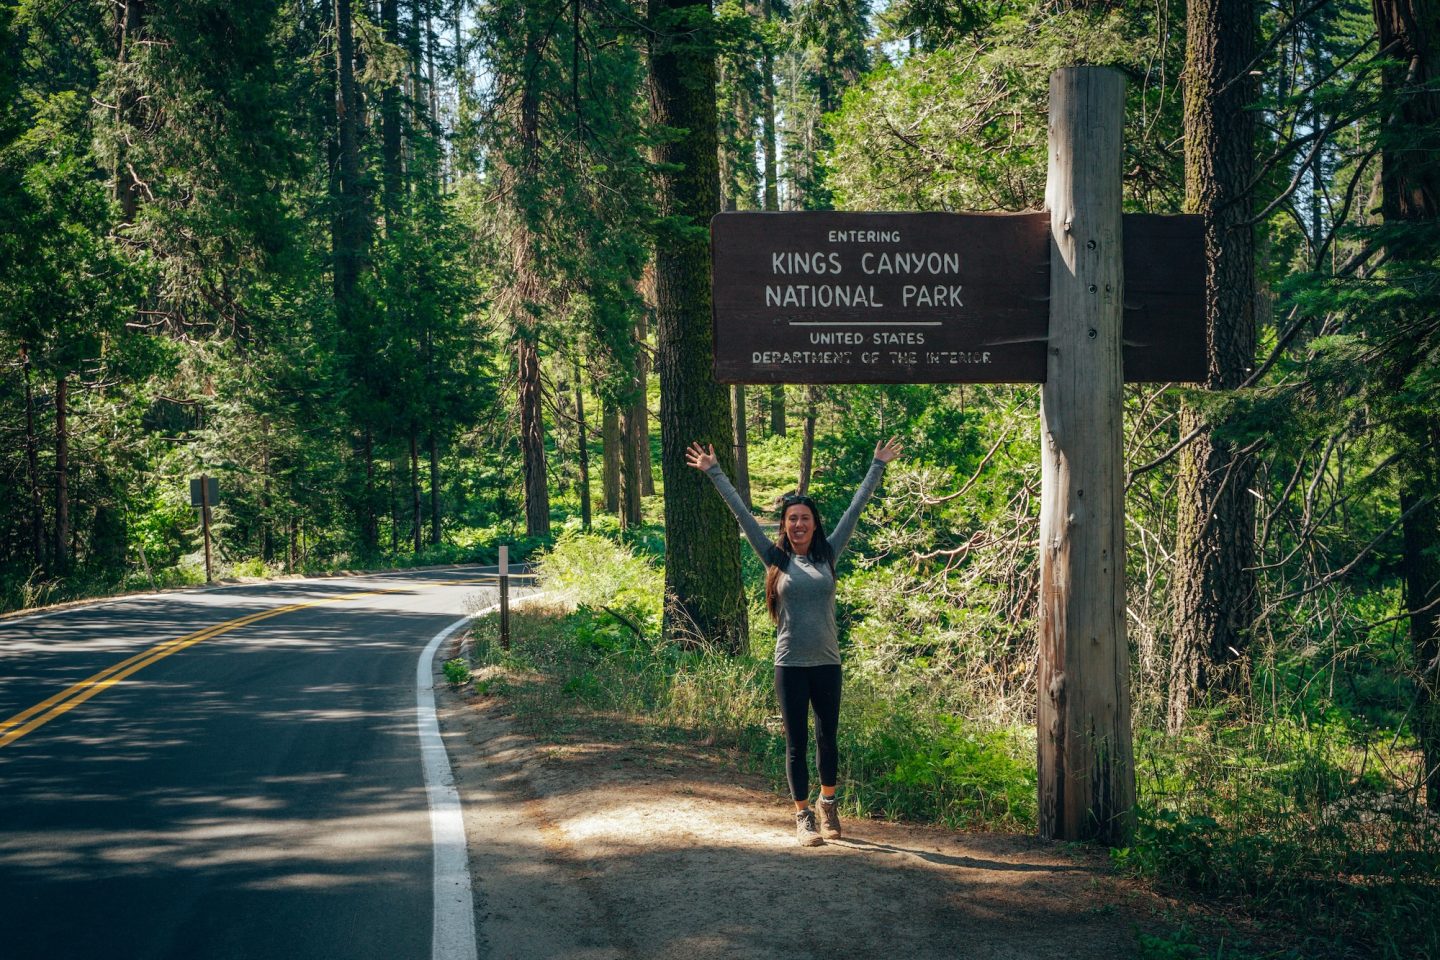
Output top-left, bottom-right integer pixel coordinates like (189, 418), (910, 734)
(686, 436), (903, 846)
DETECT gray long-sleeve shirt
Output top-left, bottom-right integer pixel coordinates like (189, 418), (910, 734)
(705, 459), (887, 666)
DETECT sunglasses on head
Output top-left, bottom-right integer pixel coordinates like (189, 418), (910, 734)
(780, 494), (816, 509)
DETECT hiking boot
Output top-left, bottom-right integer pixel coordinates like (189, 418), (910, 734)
(817, 797), (842, 840)
(795, 808), (823, 846)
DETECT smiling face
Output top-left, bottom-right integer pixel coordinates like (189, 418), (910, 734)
(783, 503), (817, 555)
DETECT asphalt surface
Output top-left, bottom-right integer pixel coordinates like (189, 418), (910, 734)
(0, 570), (499, 960)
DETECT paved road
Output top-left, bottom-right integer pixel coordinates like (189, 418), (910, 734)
(0, 570), (498, 960)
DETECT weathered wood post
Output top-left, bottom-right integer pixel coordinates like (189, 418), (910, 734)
(499, 544), (511, 651)
(1037, 66), (1136, 843)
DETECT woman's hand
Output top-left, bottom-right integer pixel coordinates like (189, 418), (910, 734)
(685, 442), (718, 471)
(874, 436), (904, 463)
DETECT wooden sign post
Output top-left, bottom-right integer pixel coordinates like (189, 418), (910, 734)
(498, 544), (511, 651)
(190, 475), (219, 585)
(711, 66), (1180, 844)
(1037, 67), (1133, 844)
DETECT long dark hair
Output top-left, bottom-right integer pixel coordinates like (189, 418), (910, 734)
(763, 494), (835, 622)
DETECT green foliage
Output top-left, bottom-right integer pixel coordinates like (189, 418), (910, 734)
(442, 657), (473, 686)
(533, 531), (664, 634)
(827, 0), (1183, 214)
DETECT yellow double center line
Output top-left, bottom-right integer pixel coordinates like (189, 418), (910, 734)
(0, 578), (503, 751)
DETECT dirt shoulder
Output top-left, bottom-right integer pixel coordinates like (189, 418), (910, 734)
(436, 663), (1173, 960)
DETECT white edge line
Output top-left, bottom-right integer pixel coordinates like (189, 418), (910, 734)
(418, 589), (546, 960)
(418, 615), (481, 960)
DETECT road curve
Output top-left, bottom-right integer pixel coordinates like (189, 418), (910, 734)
(0, 570), (498, 960)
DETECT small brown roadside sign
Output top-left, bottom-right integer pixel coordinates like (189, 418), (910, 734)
(710, 211), (1204, 384)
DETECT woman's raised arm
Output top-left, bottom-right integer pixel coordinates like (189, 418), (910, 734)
(829, 436), (903, 558)
(687, 441), (774, 560)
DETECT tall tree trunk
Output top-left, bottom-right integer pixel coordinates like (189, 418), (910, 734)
(112, 0), (145, 224)
(261, 420), (273, 563)
(649, 0), (748, 650)
(797, 385), (818, 495)
(389, 456), (400, 554)
(510, 22), (550, 538)
(22, 347), (44, 568)
(621, 403), (643, 528)
(770, 385), (785, 436)
(288, 514), (298, 573)
(380, 0), (403, 228)
(1374, 0), (1440, 809)
(517, 337), (550, 535)
(732, 385), (751, 507)
(760, 0), (778, 212)
(53, 372), (69, 573)
(1168, 0), (1259, 732)
(410, 425), (423, 553)
(334, 0), (366, 324)
(635, 280), (655, 497)
(429, 432), (442, 545)
(602, 401), (621, 513)
(363, 428), (379, 552)
(574, 358), (592, 531)
(759, 7), (784, 436)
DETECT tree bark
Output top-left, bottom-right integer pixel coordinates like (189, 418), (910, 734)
(1037, 67), (1134, 845)
(380, 0), (403, 228)
(22, 347), (44, 568)
(53, 372), (69, 573)
(621, 403), (643, 529)
(732, 384), (752, 507)
(1168, 0), (1259, 732)
(1373, 0), (1440, 809)
(362, 427), (379, 552)
(112, 0), (145, 224)
(261, 420), (273, 563)
(333, 0), (367, 325)
(648, 0), (748, 650)
(602, 401), (621, 513)
(635, 279), (655, 497)
(574, 358), (592, 530)
(760, 0), (778, 214)
(759, 20), (785, 438)
(517, 336), (550, 535)
(797, 386), (817, 495)
(410, 424), (423, 553)
(510, 21), (551, 538)
(429, 432), (442, 545)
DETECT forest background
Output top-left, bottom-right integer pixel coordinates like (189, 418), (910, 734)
(1, 0), (1437, 955)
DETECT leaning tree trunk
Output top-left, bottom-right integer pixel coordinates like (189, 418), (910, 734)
(1168, 0), (1260, 732)
(1373, 0), (1440, 809)
(649, 0), (747, 650)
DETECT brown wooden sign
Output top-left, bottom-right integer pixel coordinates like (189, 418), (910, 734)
(711, 211), (1205, 384)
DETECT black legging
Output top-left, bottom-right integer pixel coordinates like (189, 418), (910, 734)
(774, 664), (842, 801)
